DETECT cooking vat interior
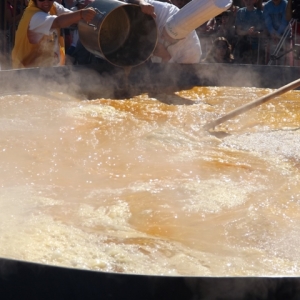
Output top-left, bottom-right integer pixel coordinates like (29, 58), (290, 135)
(0, 65), (300, 276)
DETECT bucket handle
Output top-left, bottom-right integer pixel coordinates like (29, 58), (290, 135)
(88, 8), (106, 30)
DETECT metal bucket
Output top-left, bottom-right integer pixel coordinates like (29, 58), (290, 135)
(78, 0), (158, 67)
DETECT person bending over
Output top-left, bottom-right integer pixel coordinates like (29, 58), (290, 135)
(126, 0), (202, 63)
(12, 0), (96, 69)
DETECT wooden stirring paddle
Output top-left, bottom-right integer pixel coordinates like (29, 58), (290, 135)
(203, 78), (300, 131)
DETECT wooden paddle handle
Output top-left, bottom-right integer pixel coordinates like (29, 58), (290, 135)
(203, 78), (300, 131)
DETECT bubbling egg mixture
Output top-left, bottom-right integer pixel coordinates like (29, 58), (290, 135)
(0, 86), (300, 276)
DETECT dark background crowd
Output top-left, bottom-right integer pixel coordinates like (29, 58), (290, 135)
(197, 0), (300, 66)
(0, 0), (300, 69)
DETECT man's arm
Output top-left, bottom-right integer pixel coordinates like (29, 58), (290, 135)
(51, 8), (96, 29)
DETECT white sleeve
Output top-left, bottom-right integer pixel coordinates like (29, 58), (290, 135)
(168, 31), (202, 63)
(28, 3), (71, 43)
(165, 0), (232, 39)
(29, 12), (56, 35)
(147, 0), (179, 32)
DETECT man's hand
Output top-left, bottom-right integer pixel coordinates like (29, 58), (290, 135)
(153, 42), (171, 62)
(81, 7), (97, 23)
(139, 2), (156, 18)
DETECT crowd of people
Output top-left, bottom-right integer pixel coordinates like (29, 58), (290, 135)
(198, 0), (299, 65)
(1, 0), (300, 69)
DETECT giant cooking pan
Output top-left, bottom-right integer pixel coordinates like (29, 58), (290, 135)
(0, 62), (300, 299)
(1, 62), (299, 97)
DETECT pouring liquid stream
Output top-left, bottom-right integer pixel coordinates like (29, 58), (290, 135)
(123, 66), (132, 90)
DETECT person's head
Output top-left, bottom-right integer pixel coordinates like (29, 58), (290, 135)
(212, 37), (233, 62)
(32, 0), (54, 12)
(220, 10), (231, 24)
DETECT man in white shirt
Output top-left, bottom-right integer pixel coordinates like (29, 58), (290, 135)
(12, 0), (96, 68)
(127, 0), (202, 63)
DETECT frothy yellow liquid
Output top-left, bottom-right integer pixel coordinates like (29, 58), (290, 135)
(0, 86), (300, 276)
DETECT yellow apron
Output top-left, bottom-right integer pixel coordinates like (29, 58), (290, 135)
(12, 0), (65, 68)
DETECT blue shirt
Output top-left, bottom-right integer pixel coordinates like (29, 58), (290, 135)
(235, 7), (265, 32)
(263, 0), (288, 36)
